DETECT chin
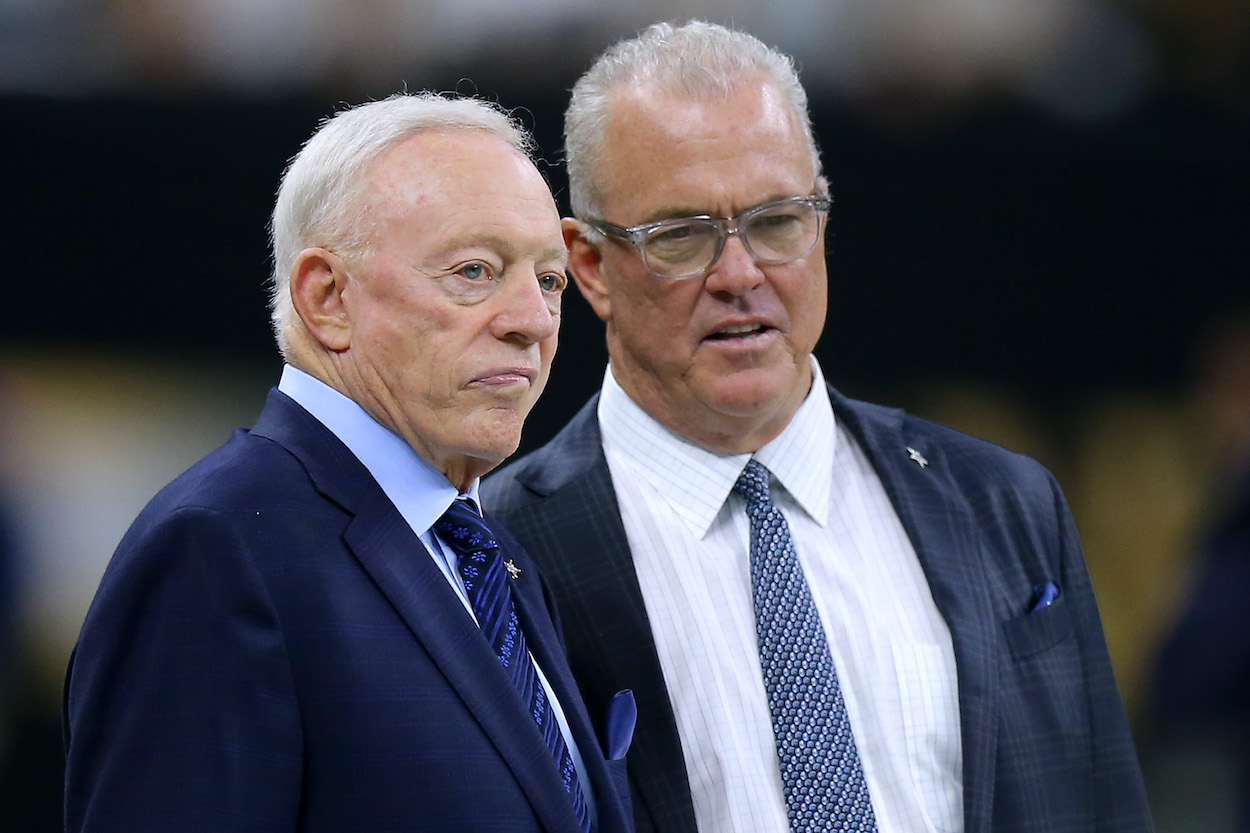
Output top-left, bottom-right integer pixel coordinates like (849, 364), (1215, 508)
(464, 414), (525, 461)
(705, 375), (800, 415)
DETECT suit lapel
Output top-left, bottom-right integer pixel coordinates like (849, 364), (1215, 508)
(504, 532), (630, 833)
(511, 402), (698, 833)
(342, 510), (582, 833)
(831, 388), (997, 833)
(251, 391), (582, 833)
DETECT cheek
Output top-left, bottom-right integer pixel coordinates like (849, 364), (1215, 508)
(617, 302), (686, 369)
(802, 281), (828, 332)
(372, 323), (462, 403)
(406, 307), (474, 379)
(624, 282), (695, 335)
(605, 269), (701, 369)
(784, 271), (828, 344)
(531, 338), (558, 397)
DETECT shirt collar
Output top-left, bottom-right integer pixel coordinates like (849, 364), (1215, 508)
(278, 364), (472, 535)
(598, 359), (835, 537)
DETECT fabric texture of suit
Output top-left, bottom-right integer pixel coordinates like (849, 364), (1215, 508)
(64, 389), (633, 833)
(481, 384), (1152, 833)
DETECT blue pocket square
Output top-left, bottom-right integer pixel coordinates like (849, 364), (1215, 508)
(604, 689), (636, 761)
(1030, 582), (1059, 612)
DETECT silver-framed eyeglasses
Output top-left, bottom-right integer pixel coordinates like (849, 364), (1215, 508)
(583, 193), (832, 281)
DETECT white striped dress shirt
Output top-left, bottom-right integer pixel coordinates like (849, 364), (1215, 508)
(598, 361), (963, 833)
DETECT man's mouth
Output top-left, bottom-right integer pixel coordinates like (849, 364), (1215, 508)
(707, 323), (769, 340)
(470, 367), (538, 387)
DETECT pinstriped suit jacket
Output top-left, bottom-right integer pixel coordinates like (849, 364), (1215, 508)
(482, 385), (1153, 833)
(64, 389), (634, 833)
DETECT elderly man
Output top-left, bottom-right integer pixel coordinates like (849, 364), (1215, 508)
(63, 93), (634, 833)
(483, 21), (1152, 833)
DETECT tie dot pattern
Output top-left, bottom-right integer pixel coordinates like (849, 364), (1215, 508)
(435, 499), (592, 833)
(734, 460), (877, 832)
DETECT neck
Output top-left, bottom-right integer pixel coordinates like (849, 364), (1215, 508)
(611, 367), (811, 455)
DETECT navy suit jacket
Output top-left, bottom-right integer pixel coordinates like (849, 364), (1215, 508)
(482, 386), (1152, 833)
(64, 390), (633, 833)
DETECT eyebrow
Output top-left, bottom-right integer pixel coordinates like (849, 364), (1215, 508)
(529, 241), (570, 265)
(637, 192), (803, 225)
(637, 206), (706, 224)
(437, 235), (567, 265)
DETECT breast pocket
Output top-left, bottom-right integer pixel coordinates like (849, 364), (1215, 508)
(993, 598), (1092, 820)
(893, 644), (962, 833)
(1001, 599), (1074, 661)
(997, 597), (1085, 736)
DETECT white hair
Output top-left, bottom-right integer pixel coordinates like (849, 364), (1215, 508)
(564, 20), (823, 220)
(268, 92), (535, 359)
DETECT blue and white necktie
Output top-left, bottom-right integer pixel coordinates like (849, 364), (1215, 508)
(435, 499), (592, 833)
(734, 460), (877, 832)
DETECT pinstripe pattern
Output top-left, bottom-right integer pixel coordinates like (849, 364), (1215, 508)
(483, 376), (1154, 833)
(597, 369), (959, 833)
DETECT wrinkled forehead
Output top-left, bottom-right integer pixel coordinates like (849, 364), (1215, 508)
(368, 129), (535, 197)
(593, 79), (818, 218)
(362, 131), (550, 223)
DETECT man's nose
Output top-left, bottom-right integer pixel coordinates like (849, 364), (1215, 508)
(493, 272), (559, 344)
(703, 233), (766, 296)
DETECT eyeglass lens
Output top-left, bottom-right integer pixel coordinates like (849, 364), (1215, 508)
(643, 201), (822, 278)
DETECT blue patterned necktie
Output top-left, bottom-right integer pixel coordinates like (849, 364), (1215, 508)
(733, 460), (878, 832)
(434, 499), (592, 833)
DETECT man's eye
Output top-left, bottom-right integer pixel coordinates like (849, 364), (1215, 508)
(458, 262), (490, 281)
(753, 211), (800, 229)
(538, 272), (567, 293)
(651, 223), (695, 244)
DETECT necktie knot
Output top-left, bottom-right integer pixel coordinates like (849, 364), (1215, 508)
(434, 499), (499, 560)
(733, 459), (773, 508)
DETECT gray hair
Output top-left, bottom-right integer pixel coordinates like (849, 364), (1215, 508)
(269, 92), (535, 359)
(564, 20), (822, 220)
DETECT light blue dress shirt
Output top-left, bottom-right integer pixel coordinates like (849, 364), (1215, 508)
(277, 364), (595, 819)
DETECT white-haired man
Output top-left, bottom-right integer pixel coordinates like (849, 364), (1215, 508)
(64, 92), (635, 833)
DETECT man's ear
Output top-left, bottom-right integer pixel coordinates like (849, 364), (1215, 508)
(290, 247), (352, 352)
(563, 218), (612, 323)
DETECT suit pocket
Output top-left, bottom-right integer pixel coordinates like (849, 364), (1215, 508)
(1001, 599), (1074, 660)
(994, 597), (1092, 820)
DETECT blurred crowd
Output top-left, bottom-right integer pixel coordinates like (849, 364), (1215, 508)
(1, 0), (1246, 120)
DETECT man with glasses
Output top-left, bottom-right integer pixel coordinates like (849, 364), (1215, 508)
(485, 20), (1150, 833)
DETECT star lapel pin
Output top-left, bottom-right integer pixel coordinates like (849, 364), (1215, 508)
(907, 446), (929, 469)
(504, 559), (522, 580)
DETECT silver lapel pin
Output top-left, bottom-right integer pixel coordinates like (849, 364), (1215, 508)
(907, 447), (929, 468)
(504, 559), (522, 580)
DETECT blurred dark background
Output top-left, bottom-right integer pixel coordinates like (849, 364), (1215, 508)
(1, 1), (1248, 829)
